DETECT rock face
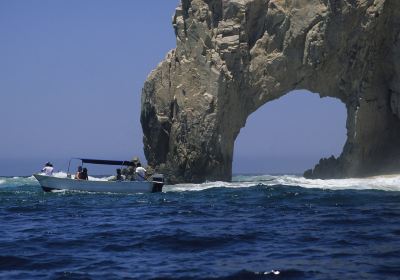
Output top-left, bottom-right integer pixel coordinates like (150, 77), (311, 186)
(141, 0), (400, 183)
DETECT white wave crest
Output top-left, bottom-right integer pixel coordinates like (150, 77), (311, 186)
(0, 172), (112, 188)
(51, 171), (111, 181)
(165, 174), (400, 192)
(166, 180), (259, 192)
(0, 176), (37, 187)
(274, 174), (400, 191)
(2, 172), (400, 192)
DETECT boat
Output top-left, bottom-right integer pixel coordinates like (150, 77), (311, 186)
(33, 158), (164, 194)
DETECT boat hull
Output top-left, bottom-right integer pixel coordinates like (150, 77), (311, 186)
(33, 174), (163, 194)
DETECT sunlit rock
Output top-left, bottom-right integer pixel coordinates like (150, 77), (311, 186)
(141, 0), (400, 183)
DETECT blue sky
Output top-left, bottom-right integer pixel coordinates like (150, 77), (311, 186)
(233, 91), (346, 174)
(0, 0), (346, 176)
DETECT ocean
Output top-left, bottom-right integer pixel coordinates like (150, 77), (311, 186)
(0, 174), (399, 279)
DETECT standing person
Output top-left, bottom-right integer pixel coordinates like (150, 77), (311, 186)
(135, 163), (147, 181)
(81, 168), (89, 180)
(132, 157), (140, 166)
(75, 166), (83, 179)
(123, 156), (140, 181)
(41, 162), (54, 176)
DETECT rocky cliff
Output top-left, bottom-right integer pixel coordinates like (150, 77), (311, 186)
(141, 0), (400, 183)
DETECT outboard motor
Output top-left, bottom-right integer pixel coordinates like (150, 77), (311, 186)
(151, 174), (164, 193)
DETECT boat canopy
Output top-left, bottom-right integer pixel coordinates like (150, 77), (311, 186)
(79, 158), (137, 166)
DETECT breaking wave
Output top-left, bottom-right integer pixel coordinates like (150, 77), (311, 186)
(167, 174), (400, 192)
(0, 172), (112, 189)
(1, 173), (400, 192)
(51, 171), (112, 181)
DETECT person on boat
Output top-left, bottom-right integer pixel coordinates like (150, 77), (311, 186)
(122, 156), (141, 181)
(75, 166), (88, 180)
(81, 168), (89, 180)
(41, 162), (54, 176)
(135, 163), (147, 181)
(75, 166), (83, 179)
(116, 168), (125, 181)
(110, 168), (125, 181)
(132, 157), (140, 166)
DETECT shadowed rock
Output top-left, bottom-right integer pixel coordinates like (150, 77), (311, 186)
(141, 0), (400, 183)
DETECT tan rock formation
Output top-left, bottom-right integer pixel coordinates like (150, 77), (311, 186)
(141, 0), (400, 183)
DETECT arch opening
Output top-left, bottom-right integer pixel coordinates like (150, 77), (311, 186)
(233, 90), (347, 175)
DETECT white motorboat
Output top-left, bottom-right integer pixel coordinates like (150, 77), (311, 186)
(34, 158), (164, 194)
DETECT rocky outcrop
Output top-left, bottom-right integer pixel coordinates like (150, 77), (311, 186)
(141, 0), (400, 183)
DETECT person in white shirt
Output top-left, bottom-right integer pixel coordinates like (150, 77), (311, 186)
(135, 163), (147, 181)
(41, 162), (54, 176)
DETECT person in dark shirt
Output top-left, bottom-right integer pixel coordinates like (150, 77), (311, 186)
(75, 166), (83, 179)
(116, 169), (124, 180)
(81, 168), (89, 180)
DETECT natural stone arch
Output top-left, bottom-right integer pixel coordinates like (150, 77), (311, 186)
(232, 90), (347, 174)
(141, 0), (400, 183)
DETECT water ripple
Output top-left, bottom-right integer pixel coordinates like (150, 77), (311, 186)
(0, 176), (399, 279)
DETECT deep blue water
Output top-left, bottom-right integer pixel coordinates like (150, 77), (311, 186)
(1, 175), (400, 279)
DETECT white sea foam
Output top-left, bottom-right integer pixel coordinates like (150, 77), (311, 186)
(51, 171), (110, 181)
(273, 174), (400, 191)
(2, 172), (400, 192)
(0, 176), (37, 187)
(165, 174), (400, 192)
(52, 171), (69, 178)
(0, 172), (111, 188)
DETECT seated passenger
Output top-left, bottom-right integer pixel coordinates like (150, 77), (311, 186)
(116, 168), (125, 181)
(110, 168), (125, 181)
(135, 163), (147, 181)
(81, 168), (89, 180)
(75, 166), (83, 179)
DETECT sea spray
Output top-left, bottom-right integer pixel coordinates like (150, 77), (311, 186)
(2, 174), (400, 191)
(167, 174), (400, 192)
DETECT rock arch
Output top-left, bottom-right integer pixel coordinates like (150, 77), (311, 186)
(232, 90), (347, 174)
(141, 0), (400, 183)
